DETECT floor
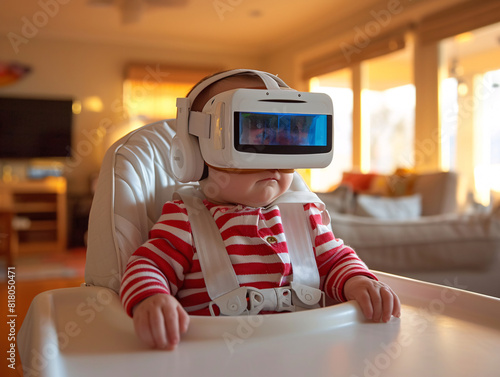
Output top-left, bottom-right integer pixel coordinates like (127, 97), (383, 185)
(1, 248), (87, 377)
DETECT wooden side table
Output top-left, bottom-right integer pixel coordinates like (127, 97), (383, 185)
(0, 188), (14, 266)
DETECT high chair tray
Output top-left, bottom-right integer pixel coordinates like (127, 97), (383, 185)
(18, 272), (500, 377)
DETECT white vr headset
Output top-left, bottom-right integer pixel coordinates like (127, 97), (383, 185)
(170, 69), (334, 182)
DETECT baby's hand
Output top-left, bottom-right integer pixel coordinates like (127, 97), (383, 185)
(344, 276), (401, 323)
(132, 294), (190, 350)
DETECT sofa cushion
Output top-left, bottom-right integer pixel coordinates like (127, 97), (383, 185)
(354, 194), (422, 220)
(340, 172), (378, 192)
(316, 185), (355, 214)
(331, 171), (458, 216)
(329, 211), (500, 272)
(413, 171), (458, 216)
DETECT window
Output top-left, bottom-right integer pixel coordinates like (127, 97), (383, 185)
(440, 77), (459, 171)
(308, 47), (414, 191)
(440, 22), (500, 206)
(362, 84), (415, 173)
(362, 49), (415, 174)
(483, 70), (500, 169)
(474, 69), (500, 205)
(309, 68), (352, 192)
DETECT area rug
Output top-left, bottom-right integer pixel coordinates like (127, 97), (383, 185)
(1, 248), (86, 282)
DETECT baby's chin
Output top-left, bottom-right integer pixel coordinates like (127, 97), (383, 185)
(237, 192), (282, 208)
(237, 199), (275, 208)
(202, 183), (285, 208)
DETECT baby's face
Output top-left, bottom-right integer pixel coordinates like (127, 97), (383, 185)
(201, 167), (294, 207)
(195, 74), (295, 207)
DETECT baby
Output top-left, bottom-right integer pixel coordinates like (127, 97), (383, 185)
(120, 70), (401, 350)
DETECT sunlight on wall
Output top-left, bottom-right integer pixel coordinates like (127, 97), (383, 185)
(83, 96), (104, 113)
(123, 79), (191, 121)
(105, 78), (194, 149)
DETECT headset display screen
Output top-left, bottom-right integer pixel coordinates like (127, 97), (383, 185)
(234, 111), (332, 154)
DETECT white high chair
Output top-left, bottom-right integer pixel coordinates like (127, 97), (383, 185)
(18, 120), (500, 377)
(84, 119), (186, 293)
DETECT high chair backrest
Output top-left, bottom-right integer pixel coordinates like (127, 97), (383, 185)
(85, 120), (191, 293)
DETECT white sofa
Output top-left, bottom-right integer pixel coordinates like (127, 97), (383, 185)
(316, 173), (500, 298)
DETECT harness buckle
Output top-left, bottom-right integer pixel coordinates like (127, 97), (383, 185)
(273, 287), (294, 312)
(290, 282), (325, 309)
(209, 287), (265, 316)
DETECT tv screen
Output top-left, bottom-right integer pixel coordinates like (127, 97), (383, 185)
(0, 97), (73, 158)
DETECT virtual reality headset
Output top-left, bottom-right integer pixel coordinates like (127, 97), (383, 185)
(170, 69), (334, 183)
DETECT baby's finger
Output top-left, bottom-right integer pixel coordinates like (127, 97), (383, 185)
(356, 289), (374, 320)
(163, 305), (181, 350)
(380, 286), (394, 322)
(392, 289), (402, 318)
(149, 307), (169, 349)
(370, 286), (383, 322)
(133, 311), (155, 348)
(177, 306), (190, 334)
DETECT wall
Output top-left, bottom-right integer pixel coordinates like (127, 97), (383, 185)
(0, 36), (261, 195)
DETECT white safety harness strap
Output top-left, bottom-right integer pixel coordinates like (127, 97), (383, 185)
(174, 187), (240, 299)
(274, 196), (320, 289)
(174, 174), (326, 316)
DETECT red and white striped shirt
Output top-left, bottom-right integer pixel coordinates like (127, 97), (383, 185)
(120, 200), (377, 316)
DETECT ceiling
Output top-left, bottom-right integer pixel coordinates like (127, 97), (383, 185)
(0, 0), (379, 56)
(314, 19), (500, 91)
(1, 0), (498, 71)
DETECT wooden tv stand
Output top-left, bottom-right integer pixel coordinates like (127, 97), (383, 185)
(0, 177), (67, 257)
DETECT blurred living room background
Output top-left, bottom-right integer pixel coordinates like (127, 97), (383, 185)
(0, 0), (500, 327)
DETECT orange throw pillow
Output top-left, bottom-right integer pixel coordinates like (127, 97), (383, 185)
(341, 172), (378, 193)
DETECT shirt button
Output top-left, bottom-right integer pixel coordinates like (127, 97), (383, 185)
(266, 236), (278, 245)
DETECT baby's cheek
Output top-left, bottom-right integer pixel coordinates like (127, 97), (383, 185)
(280, 173), (294, 192)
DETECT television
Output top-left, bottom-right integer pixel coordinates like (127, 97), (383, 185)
(0, 96), (73, 159)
